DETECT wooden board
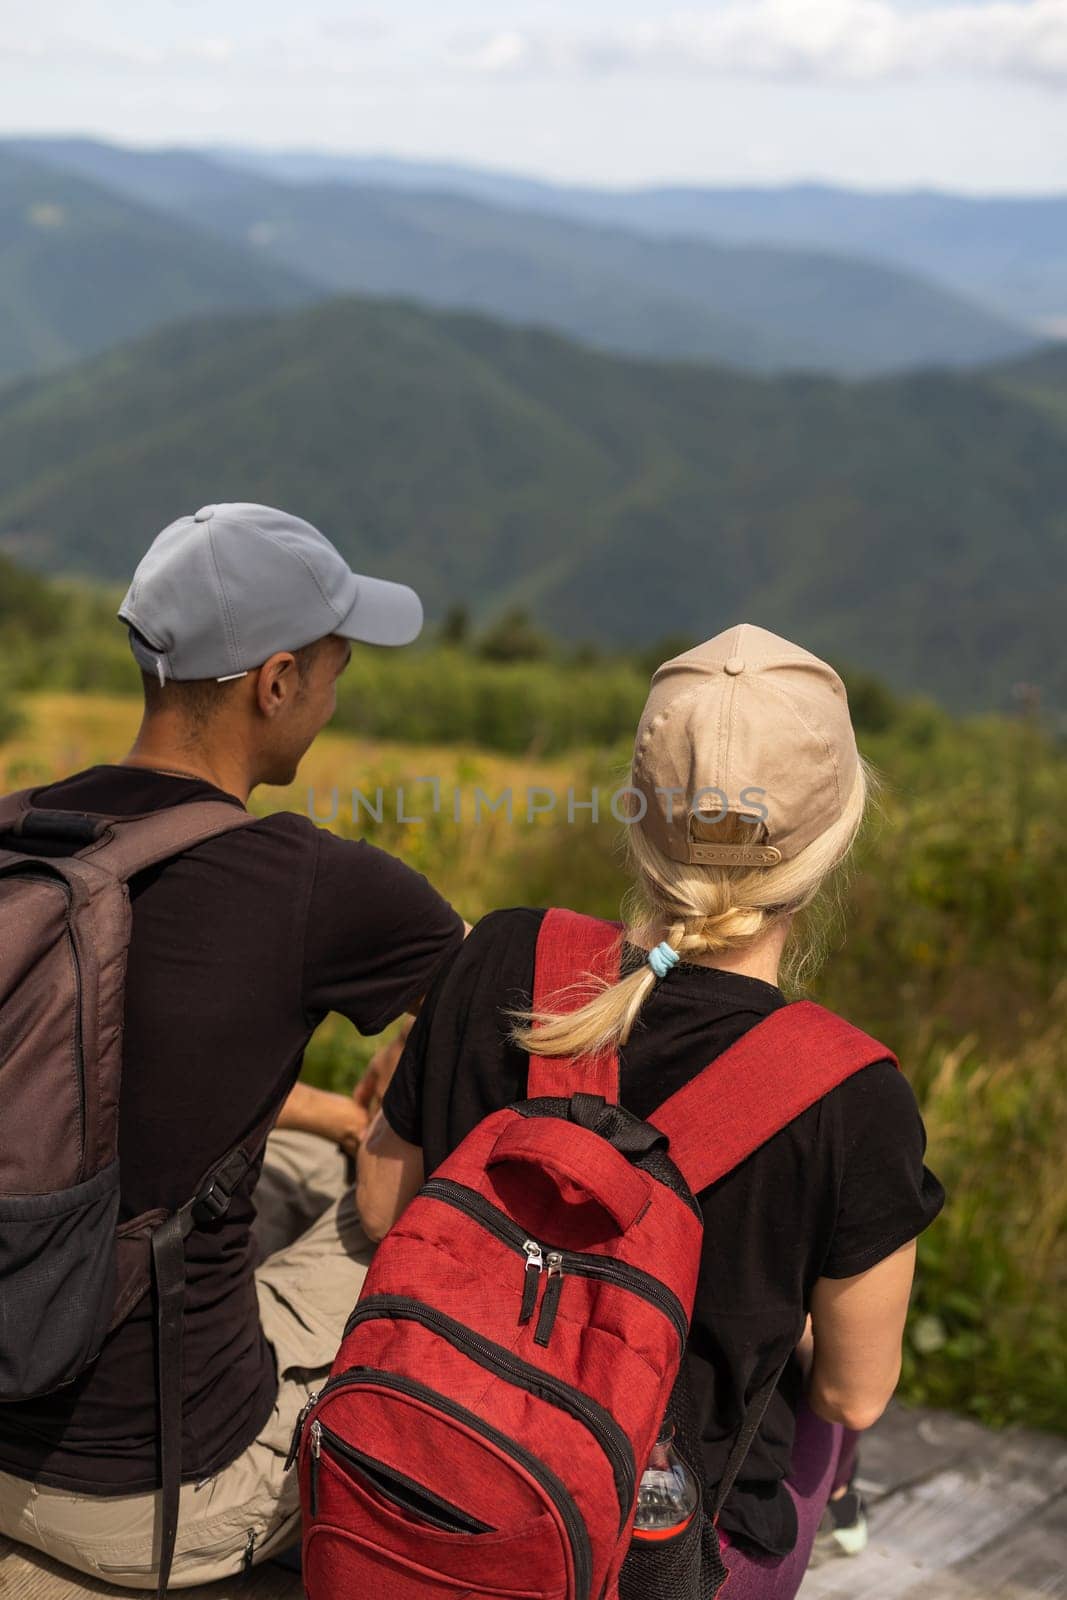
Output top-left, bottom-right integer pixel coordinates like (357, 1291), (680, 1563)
(799, 1407), (1067, 1600)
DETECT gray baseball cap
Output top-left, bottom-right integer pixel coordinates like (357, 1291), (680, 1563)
(118, 502), (423, 682)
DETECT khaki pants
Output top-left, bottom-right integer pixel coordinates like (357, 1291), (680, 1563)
(0, 1130), (374, 1588)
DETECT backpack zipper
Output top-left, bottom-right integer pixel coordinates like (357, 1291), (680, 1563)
(309, 1419), (322, 1517)
(520, 1239), (545, 1324)
(536, 1253), (565, 1346)
(345, 1295), (634, 1528)
(307, 1366), (592, 1600)
(286, 1391), (321, 1470)
(13, 871), (86, 1180)
(312, 1425), (496, 1534)
(420, 1177), (688, 1348)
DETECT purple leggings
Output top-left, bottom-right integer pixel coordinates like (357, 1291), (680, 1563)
(716, 1396), (861, 1600)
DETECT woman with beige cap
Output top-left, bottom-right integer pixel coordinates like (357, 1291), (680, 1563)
(359, 623), (946, 1598)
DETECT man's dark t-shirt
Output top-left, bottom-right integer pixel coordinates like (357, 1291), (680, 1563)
(383, 907), (946, 1559)
(0, 765), (464, 1493)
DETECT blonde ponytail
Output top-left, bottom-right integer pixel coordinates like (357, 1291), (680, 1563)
(511, 756), (879, 1063)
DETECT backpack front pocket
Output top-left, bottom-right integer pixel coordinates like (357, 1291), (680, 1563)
(306, 1425), (568, 1600)
(304, 1370), (587, 1598)
(0, 1161), (119, 1398)
(312, 1424), (496, 1534)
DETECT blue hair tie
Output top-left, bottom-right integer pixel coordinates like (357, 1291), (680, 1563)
(647, 942), (681, 979)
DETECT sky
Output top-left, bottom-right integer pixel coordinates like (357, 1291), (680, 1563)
(3, 0), (1067, 193)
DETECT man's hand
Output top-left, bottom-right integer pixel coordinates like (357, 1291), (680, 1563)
(277, 1010), (422, 1162)
(354, 1017), (414, 1121)
(277, 1080), (370, 1159)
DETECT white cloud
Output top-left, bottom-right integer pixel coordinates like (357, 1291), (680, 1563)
(462, 30), (530, 73)
(454, 0), (1067, 87)
(0, 32), (234, 70)
(318, 15), (392, 43)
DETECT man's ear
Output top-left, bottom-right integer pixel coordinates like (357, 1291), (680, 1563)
(255, 651), (299, 717)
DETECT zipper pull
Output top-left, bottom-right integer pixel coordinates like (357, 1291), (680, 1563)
(242, 1529), (256, 1581)
(519, 1239), (544, 1324)
(285, 1390), (320, 1471)
(309, 1420), (322, 1519)
(535, 1252), (565, 1347)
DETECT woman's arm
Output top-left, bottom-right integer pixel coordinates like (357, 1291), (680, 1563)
(805, 1238), (917, 1430)
(356, 1108), (425, 1242)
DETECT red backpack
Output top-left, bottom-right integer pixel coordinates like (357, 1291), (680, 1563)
(296, 909), (897, 1600)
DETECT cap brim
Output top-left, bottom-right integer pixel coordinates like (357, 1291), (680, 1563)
(337, 575), (424, 647)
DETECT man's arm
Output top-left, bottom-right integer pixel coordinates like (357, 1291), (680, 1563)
(352, 1016), (415, 1122)
(276, 1080), (369, 1159)
(351, 921), (471, 1117)
(282, 920), (471, 1159)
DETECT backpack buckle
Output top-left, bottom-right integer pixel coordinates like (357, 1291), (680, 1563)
(192, 1175), (234, 1224)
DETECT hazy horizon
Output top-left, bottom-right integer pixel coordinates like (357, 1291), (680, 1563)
(5, 1), (1067, 196)
(6, 129), (1067, 202)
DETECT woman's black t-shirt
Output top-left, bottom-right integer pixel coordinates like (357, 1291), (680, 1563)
(382, 907), (946, 1559)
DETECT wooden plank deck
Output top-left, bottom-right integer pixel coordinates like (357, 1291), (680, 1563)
(1, 1400), (1063, 1599)
(799, 1403), (1067, 1600)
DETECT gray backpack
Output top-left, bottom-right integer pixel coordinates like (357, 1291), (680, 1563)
(0, 789), (270, 1594)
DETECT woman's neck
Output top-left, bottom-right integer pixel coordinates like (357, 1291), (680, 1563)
(642, 916), (792, 988)
(684, 941), (784, 987)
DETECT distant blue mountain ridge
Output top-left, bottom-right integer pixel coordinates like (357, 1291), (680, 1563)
(211, 146), (1067, 337)
(0, 137), (1043, 386)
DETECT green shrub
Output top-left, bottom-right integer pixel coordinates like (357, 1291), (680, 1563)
(296, 707), (1066, 1432)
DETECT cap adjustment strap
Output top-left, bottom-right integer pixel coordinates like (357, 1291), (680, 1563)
(689, 842), (783, 865)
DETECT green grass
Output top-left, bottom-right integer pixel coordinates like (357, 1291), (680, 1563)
(295, 709), (1065, 1434)
(3, 684), (1063, 1435)
(901, 991), (1066, 1429)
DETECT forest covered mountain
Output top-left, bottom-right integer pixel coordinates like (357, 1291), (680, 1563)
(215, 147), (1067, 335)
(4, 138), (1036, 382)
(0, 146), (312, 381)
(0, 294), (1062, 713)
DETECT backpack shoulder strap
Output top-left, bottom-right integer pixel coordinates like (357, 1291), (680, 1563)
(74, 800), (256, 879)
(526, 908), (625, 1103)
(0, 789), (255, 876)
(151, 1102), (279, 1599)
(654, 1001), (897, 1528)
(650, 998), (899, 1197)
(0, 787), (34, 833)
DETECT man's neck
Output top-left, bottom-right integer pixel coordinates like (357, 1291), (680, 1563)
(121, 722), (253, 804)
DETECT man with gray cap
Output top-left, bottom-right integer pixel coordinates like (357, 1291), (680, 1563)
(0, 504), (467, 1586)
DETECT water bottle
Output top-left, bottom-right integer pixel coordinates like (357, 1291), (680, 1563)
(631, 1422), (700, 1539)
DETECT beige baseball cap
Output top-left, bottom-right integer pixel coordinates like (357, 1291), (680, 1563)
(631, 623), (859, 867)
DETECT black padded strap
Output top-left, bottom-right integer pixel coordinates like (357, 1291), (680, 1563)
(710, 1355), (791, 1525)
(567, 1094), (671, 1160)
(150, 1214), (187, 1600)
(148, 1115), (278, 1596)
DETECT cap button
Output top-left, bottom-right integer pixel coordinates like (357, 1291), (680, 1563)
(193, 504), (216, 523)
(724, 656), (746, 675)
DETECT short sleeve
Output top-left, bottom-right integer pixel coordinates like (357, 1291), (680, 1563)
(380, 949), (454, 1145)
(301, 826), (464, 1035)
(382, 908), (539, 1169)
(820, 1059), (946, 1279)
